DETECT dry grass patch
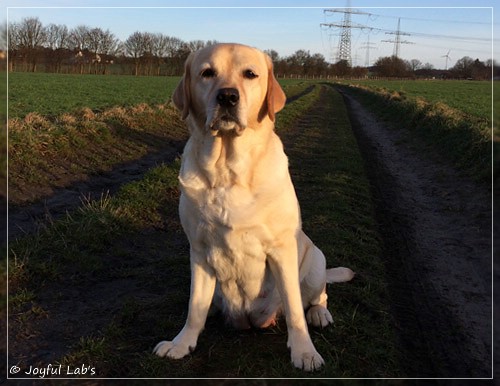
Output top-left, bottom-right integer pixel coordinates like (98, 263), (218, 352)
(8, 102), (187, 205)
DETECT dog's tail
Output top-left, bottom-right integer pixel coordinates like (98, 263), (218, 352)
(326, 267), (355, 283)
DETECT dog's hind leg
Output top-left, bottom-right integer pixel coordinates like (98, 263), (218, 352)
(297, 230), (340, 328)
(300, 243), (333, 327)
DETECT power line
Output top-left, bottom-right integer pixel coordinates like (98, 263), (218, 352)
(320, 8), (491, 66)
(321, 6), (372, 65)
(364, 12), (491, 26)
(359, 34), (377, 66)
(321, 21), (490, 44)
(324, 9), (491, 26)
(381, 18), (414, 57)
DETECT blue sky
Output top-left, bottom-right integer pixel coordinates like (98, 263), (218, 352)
(2, 0), (498, 69)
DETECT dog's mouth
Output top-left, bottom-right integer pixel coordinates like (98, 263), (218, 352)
(208, 113), (246, 136)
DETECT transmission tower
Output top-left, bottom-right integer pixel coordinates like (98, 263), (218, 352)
(359, 34), (377, 67)
(338, 8), (352, 65)
(381, 18), (414, 57)
(321, 5), (372, 65)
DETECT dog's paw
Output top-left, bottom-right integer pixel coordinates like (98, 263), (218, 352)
(291, 349), (325, 371)
(306, 305), (333, 328)
(153, 340), (193, 359)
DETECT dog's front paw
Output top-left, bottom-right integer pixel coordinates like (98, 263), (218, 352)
(153, 340), (193, 359)
(306, 305), (333, 328)
(291, 348), (325, 371)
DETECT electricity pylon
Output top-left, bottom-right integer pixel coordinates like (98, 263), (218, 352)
(381, 18), (414, 57)
(322, 6), (372, 65)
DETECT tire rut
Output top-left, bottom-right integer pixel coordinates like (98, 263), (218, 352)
(339, 88), (492, 377)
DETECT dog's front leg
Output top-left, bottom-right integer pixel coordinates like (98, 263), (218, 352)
(268, 238), (324, 371)
(154, 255), (216, 359)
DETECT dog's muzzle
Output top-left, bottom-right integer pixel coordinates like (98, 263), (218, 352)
(207, 88), (246, 136)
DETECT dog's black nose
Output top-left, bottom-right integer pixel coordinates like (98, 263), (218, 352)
(217, 88), (239, 107)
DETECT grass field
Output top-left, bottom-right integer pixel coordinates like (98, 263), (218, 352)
(7, 73), (493, 122)
(8, 83), (400, 378)
(8, 72), (181, 118)
(5, 72), (493, 378)
(343, 79), (492, 121)
(8, 72), (311, 119)
(7, 75), (317, 206)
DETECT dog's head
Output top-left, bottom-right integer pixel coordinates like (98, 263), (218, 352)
(172, 43), (286, 136)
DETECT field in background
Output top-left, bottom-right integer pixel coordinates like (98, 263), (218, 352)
(342, 79), (492, 121)
(8, 73), (181, 118)
(336, 80), (492, 184)
(8, 72), (311, 119)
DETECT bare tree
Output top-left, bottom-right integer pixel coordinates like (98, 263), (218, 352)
(0, 22), (6, 51)
(99, 29), (119, 55)
(46, 23), (69, 50)
(164, 36), (182, 57)
(150, 33), (170, 75)
(69, 25), (90, 51)
(69, 25), (91, 73)
(97, 29), (118, 74)
(264, 49), (280, 62)
(163, 36), (184, 75)
(409, 58), (422, 72)
(86, 27), (119, 73)
(124, 31), (149, 75)
(17, 17), (46, 49)
(188, 40), (205, 52)
(15, 17), (46, 72)
(45, 23), (69, 72)
(7, 22), (20, 71)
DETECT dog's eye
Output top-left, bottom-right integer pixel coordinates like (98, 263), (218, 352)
(200, 68), (216, 78)
(243, 69), (258, 79)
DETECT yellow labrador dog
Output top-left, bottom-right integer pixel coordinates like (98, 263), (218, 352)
(154, 43), (354, 371)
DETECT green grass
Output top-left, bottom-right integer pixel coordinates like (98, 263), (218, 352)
(8, 102), (187, 205)
(494, 81), (500, 131)
(8, 72), (181, 118)
(8, 84), (400, 378)
(494, 81), (499, 186)
(337, 82), (491, 184)
(6, 77), (323, 206)
(343, 79), (492, 120)
(8, 73), (317, 119)
(1, 71), (6, 195)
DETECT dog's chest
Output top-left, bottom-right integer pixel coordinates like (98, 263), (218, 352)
(192, 184), (270, 299)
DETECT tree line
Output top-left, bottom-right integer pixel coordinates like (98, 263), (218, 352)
(372, 55), (494, 80)
(3, 17), (497, 79)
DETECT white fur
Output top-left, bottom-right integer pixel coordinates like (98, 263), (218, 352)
(153, 44), (354, 371)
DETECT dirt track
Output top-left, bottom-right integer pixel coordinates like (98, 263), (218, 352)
(340, 89), (493, 378)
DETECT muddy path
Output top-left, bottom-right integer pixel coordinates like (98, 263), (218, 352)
(339, 88), (492, 378)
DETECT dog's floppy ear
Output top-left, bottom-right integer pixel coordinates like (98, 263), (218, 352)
(265, 55), (287, 122)
(172, 53), (192, 120)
